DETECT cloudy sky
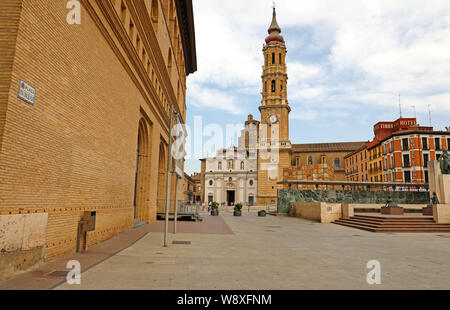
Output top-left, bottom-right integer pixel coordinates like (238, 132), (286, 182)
(184, 0), (450, 174)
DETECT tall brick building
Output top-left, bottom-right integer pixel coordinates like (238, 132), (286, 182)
(345, 118), (450, 184)
(0, 0), (196, 279)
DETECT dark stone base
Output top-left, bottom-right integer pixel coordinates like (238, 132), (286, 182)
(258, 210), (267, 217)
(381, 206), (404, 215)
(233, 211), (242, 217)
(422, 207), (433, 216)
(210, 210), (219, 216)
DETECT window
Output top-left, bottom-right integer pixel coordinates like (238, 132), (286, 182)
(425, 170), (429, 184)
(308, 156), (313, 165)
(218, 162), (222, 170)
(120, 1), (127, 23)
(279, 53), (282, 64)
(435, 138), (441, 150)
(151, 0), (159, 33)
(402, 138), (409, 151)
(422, 137), (429, 150)
(249, 179), (254, 186)
(240, 161), (244, 170)
(272, 53), (275, 64)
(404, 171), (411, 183)
(209, 180), (213, 186)
(271, 80), (276, 92)
(167, 49), (173, 76)
(295, 156), (300, 166)
(334, 158), (340, 168)
(403, 154), (410, 168)
(447, 138), (450, 150)
(423, 154), (429, 168)
(228, 160), (234, 170)
(248, 196), (255, 206)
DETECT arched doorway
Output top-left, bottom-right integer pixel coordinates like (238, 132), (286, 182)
(133, 118), (151, 222)
(157, 142), (167, 213)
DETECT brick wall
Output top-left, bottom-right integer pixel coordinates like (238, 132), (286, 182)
(0, 0), (187, 268)
(0, 0), (22, 152)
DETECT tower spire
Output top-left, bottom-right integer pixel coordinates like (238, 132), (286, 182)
(266, 4), (284, 44)
(268, 4), (281, 33)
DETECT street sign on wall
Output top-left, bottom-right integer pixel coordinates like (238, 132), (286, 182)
(18, 79), (36, 105)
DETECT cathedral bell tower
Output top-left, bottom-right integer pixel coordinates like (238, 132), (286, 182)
(257, 6), (292, 206)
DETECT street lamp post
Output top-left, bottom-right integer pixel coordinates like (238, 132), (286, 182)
(164, 104), (175, 247)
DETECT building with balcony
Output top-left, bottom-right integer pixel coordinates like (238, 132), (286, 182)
(345, 144), (369, 182)
(345, 117), (450, 185)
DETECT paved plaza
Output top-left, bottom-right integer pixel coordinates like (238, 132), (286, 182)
(52, 211), (450, 290)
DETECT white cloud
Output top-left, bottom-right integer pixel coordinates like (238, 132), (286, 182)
(187, 82), (246, 115)
(188, 0), (450, 119)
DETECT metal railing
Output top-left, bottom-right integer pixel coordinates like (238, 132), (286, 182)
(157, 199), (200, 215)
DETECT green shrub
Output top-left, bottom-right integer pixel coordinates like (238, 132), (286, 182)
(211, 202), (219, 211)
(234, 203), (243, 212)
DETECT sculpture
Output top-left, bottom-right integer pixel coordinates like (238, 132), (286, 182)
(431, 192), (440, 205)
(440, 150), (450, 174)
(385, 196), (398, 208)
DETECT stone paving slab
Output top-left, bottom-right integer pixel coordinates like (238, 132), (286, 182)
(0, 225), (150, 290)
(147, 215), (234, 235)
(54, 211), (450, 290)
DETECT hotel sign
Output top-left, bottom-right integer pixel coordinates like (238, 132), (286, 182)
(18, 79), (36, 105)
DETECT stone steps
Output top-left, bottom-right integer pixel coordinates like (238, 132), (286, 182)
(334, 214), (450, 233)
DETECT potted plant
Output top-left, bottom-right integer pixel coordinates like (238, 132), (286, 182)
(258, 210), (266, 217)
(234, 203), (243, 217)
(210, 202), (219, 216)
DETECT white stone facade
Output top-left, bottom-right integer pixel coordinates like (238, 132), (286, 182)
(204, 147), (258, 206)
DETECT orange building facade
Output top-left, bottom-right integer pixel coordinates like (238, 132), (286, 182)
(345, 144), (369, 182)
(346, 117), (450, 184)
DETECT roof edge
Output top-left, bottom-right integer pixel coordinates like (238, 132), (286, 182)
(175, 0), (197, 75)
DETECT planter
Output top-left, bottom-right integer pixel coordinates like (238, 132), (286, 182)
(381, 206), (404, 215)
(211, 210), (219, 216)
(422, 206), (433, 216)
(258, 210), (266, 217)
(233, 211), (242, 217)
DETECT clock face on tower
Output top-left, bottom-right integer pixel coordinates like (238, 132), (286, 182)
(267, 114), (279, 125)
